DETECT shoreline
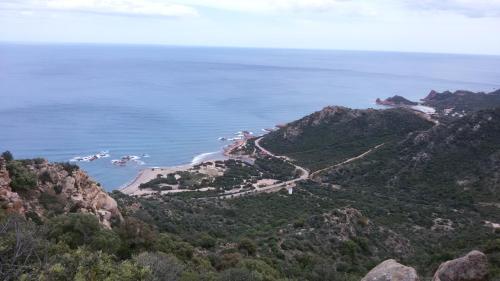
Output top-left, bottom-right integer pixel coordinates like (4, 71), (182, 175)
(119, 163), (194, 195)
(119, 135), (254, 196)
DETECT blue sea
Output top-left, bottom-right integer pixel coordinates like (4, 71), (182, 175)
(1, 43), (499, 190)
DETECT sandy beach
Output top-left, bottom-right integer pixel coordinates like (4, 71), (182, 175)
(119, 164), (193, 196)
(119, 148), (232, 196)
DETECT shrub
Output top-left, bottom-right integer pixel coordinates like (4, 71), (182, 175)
(134, 252), (184, 281)
(197, 233), (216, 249)
(39, 193), (65, 215)
(53, 185), (63, 194)
(39, 171), (52, 184)
(6, 161), (37, 193)
(1, 150), (13, 162)
(238, 238), (257, 256)
(58, 162), (79, 174)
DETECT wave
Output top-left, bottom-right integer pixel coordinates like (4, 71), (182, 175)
(70, 151), (110, 162)
(191, 151), (222, 164)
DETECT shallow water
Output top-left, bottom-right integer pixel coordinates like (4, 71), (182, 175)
(1, 43), (499, 190)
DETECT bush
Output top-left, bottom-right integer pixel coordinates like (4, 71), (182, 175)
(218, 268), (263, 281)
(58, 162), (79, 174)
(134, 252), (184, 281)
(238, 238), (257, 256)
(53, 185), (63, 194)
(47, 213), (122, 255)
(39, 193), (65, 215)
(1, 150), (13, 162)
(197, 233), (217, 249)
(39, 171), (52, 184)
(6, 161), (37, 193)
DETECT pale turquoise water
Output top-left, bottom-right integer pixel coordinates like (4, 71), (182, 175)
(1, 43), (499, 190)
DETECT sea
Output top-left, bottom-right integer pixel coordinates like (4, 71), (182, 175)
(1, 43), (499, 190)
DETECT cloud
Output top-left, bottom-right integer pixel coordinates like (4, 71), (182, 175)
(0, 0), (199, 17)
(183, 0), (379, 16)
(406, 0), (500, 17)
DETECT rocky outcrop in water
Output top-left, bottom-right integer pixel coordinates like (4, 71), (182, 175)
(432, 251), (489, 281)
(361, 259), (420, 281)
(0, 157), (122, 228)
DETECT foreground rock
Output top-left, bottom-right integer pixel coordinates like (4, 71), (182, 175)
(361, 259), (420, 281)
(432, 251), (489, 281)
(0, 157), (122, 228)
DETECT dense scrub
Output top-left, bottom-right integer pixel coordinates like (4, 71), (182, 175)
(261, 107), (433, 171)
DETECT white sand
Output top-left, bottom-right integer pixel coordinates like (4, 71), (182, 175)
(119, 164), (192, 196)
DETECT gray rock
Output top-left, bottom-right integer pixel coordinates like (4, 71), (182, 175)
(432, 250), (489, 281)
(361, 259), (420, 281)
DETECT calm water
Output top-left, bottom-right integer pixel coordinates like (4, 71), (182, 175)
(1, 43), (499, 190)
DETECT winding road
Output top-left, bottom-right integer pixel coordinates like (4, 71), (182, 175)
(216, 137), (309, 199)
(214, 137), (385, 199)
(309, 143), (385, 179)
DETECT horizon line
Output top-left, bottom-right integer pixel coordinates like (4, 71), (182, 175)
(1, 40), (500, 57)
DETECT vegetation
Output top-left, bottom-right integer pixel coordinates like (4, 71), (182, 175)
(3, 95), (500, 280)
(6, 160), (38, 193)
(1, 150), (13, 162)
(261, 107), (433, 171)
(423, 89), (500, 115)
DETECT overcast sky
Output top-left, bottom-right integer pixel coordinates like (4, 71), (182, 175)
(1, 0), (500, 55)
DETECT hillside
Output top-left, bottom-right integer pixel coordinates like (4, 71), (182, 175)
(260, 106), (433, 171)
(423, 89), (500, 116)
(0, 155), (121, 228)
(2, 91), (500, 281)
(320, 107), (500, 204)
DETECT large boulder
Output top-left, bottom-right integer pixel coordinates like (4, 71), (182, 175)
(361, 259), (420, 281)
(432, 251), (489, 281)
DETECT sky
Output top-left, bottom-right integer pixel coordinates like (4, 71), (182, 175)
(1, 0), (500, 55)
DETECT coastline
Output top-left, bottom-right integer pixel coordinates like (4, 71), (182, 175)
(119, 141), (245, 196)
(119, 163), (194, 196)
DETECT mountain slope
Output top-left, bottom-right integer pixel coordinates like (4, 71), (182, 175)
(423, 89), (500, 116)
(261, 106), (433, 171)
(321, 107), (500, 204)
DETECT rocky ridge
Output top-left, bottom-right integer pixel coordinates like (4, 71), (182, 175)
(0, 157), (122, 228)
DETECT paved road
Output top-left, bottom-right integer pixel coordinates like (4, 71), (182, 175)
(213, 138), (384, 199)
(216, 137), (310, 199)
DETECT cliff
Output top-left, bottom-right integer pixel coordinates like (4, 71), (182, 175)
(0, 157), (122, 228)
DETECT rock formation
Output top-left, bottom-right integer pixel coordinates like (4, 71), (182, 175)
(0, 157), (122, 228)
(0, 157), (25, 214)
(361, 259), (420, 281)
(376, 95), (418, 106)
(432, 250), (489, 281)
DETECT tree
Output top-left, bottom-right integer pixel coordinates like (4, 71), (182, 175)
(0, 215), (48, 281)
(134, 252), (184, 281)
(1, 150), (13, 162)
